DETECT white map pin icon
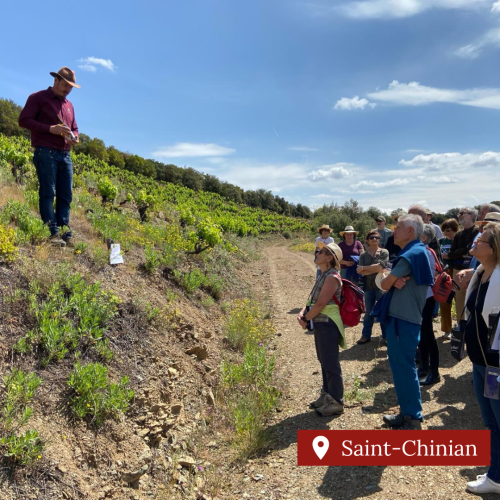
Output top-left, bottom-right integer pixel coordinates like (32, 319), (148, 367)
(312, 436), (329, 460)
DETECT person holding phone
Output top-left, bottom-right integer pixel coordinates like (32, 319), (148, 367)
(297, 241), (345, 417)
(464, 223), (500, 494)
(18, 67), (80, 247)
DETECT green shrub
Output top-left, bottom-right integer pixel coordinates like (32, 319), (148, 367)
(0, 369), (44, 465)
(221, 344), (280, 460)
(67, 362), (133, 426)
(144, 244), (162, 273)
(290, 241), (316, 253)
(1, 200), (50, 244)
(223, 299), (275, 351)
(97, 176), (119, 204)
(1, 369), (42, 430)
(282, 231), (292, 239)
(15, 275), (118, 365)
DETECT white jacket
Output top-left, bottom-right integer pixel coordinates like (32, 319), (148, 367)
(465, 265), (500, 370)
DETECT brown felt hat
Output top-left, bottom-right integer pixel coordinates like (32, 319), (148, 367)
(50, 67), (81, 88)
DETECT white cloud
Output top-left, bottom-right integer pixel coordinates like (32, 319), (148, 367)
(492, 0), (500, 12)
(434, 176), (459, 183)
(352, 178), (411, 189)
(400, 151), (500, 170)
(337, 0), (488, 19)
(152, 143), (235, 158)
(455, 28), (500, 59)
(78, 56), (117, 72)
(308, 163), (354, 181)
(365, 80), (500, 110)
(288, 146), (319, 152)
(334, 96), (376, 110)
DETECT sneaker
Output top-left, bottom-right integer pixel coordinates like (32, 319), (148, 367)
(309, 389), (328, 409)
(466, 474), (500, 494)
(356, 337), (371, 345)
(383, 413), (422, 429)
(61, 233), (74, 247)
(380, 338), (387, 346)
(49, 234), (66, 247)
(443, 331), (451, 340)
(316, 394), (344, 416)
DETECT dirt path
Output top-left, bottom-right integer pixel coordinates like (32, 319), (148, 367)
(228, 243), (489, 500)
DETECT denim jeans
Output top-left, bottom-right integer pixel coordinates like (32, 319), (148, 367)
(472, 363), (500, 483)
(386, 316), (422, 420)
(361, 289), (386, 339)
(33, 147), (73, 237)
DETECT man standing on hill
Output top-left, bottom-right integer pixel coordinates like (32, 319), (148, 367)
(19, 67), (80, 247)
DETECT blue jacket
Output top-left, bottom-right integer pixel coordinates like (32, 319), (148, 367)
(371, 239), (433, 325)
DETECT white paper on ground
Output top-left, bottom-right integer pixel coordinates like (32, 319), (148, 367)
(110, 243), (124, 265)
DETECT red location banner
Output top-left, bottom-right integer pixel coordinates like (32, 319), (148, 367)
(297, 430), (490, 466)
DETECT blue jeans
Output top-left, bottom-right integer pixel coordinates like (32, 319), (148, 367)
(33, 147), (73, 237)
(473, 364), (500, 483)
(386, 316), (422, 420)
(362, 289), (386, 339)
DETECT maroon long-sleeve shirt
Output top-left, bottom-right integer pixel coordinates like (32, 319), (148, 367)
(18, 87), (78, 151)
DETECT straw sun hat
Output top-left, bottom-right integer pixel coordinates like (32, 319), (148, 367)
(317, 241), (342, 268)
(339, 225), (359, 237)
(476, 212), (500, 225)
(317, 224), (333, 234)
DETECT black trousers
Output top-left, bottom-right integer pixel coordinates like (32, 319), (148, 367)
(419, 296), (439, 371)
(314, 319), (344, 404)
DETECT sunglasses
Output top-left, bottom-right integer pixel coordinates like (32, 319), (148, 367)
(443, 228), (454, 232)
(368, 236), (380, 240)
(476, 237), (491, 245)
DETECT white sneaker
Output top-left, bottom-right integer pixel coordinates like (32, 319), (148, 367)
(443, 331), (451, 339)
(466, 474), (500, 494)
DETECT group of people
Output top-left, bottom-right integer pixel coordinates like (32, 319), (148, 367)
(301, 203), (500, 495)
(15, 66), (500, 495)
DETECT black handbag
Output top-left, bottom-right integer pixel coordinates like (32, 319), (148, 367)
(450, 319), (467, 361)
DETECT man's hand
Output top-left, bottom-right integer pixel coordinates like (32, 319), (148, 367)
(67, 135), (79, 147)
(345, 261), (354, 267)
(50, 124), (72, 137)
(456, 268), (474, 290)
(394, 276), (410, 289)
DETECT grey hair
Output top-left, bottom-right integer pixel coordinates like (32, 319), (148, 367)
(421, 224), (436, 243)
(460, 207), (478, 222)
(398, 214), (424, 239)
(408, 204), (427, 221)
(482, 203), (500, 214)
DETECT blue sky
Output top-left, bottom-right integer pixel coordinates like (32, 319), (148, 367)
(2, 0), (500, 213)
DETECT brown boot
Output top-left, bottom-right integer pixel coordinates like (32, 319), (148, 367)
(316, 394), (344, 416)
(309, 389), (328, 409)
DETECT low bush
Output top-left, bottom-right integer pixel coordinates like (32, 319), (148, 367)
(289, 241), (316, 253)
(282, 231), (292, 239)
(223, 299), (275, 351)
(67, 362), (134, 426)
(221, 344), (280, 460)
(0, 369), (44, 465)
(1, 200), (50, 244)
(0, 223), (18, 262)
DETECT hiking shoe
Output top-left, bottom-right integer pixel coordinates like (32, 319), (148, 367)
(309, 389), (328, 409)
(380, 338), (387, 347)
(61, 233), (74, 247)
(443, 331), (451, 340)
(467, 474), (500, 494)
(49, 234), (66, 247)
(383, 413), (422, 429)
(316, 394), (344, 417)
(356, 337), (371, 345)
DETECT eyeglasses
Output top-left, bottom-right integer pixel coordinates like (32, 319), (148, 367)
(315, 249), (330, 255)
(368, 236), (380, 240)
(443, 228), (454, 232)
(458, 211), (469, 216)
(476, 237), (491, 246)
(376, 221), (383, 224)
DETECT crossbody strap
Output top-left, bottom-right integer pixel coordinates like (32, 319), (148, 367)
(474, 278), (489, 366)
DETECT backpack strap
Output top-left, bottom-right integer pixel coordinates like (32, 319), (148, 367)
(426, 247), (442, 273)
